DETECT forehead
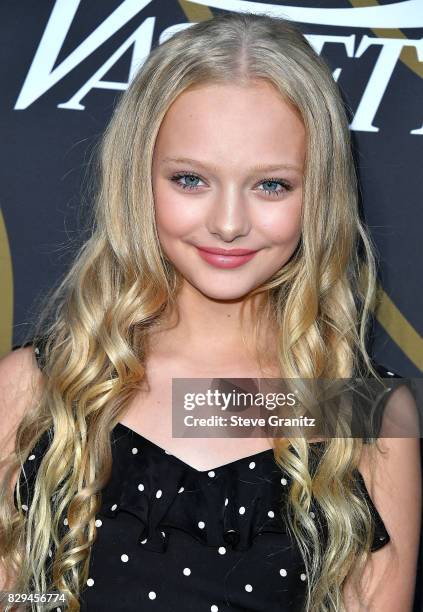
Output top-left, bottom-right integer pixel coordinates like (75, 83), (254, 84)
(153, 80), (306, 171)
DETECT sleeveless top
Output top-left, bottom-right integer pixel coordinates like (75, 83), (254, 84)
(14, 339), (396, 612)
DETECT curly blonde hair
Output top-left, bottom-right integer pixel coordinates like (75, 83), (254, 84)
(1, 12), (387, 612)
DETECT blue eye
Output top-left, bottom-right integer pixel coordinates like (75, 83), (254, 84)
(259, 179), (292, 196)
(262, 181), (279, 190)
(170, 173), (204, 190)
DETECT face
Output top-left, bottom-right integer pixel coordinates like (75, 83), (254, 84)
(151, 79), (305, 301)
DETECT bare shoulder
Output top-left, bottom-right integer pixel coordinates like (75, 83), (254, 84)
(380, 381), (421, 439)
(0, 346), (42, 592)
(360, 382), (422, 544)
(0, 346), (44, 459)
(345, 383), (422, 610)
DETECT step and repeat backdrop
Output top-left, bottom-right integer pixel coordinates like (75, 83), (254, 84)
(1, 0), (422, 378)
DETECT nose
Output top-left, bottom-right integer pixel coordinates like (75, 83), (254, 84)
(206, 185), (251, 242)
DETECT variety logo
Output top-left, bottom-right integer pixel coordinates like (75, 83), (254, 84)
(14, 0), (423, 134)
(189, 0), (423, 28)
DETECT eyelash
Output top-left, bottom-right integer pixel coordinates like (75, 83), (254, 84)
(169, 172), (293, 197)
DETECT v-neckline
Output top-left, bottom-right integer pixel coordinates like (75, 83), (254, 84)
(113, 422), (325, 474)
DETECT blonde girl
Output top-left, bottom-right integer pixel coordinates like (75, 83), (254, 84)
(0, 11), (421, 612)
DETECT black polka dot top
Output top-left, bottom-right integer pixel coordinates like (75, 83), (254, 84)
(14, 339), (399, 612)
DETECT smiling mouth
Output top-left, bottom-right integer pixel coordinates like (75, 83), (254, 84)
(196, 246), (258, 256)
(195, 246), (259, 269)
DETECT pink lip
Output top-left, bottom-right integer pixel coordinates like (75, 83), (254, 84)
(197, 246), (258, 255)
(195, 246), (258, 269)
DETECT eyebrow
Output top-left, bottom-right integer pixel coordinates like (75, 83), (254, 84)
(160, 156), (302, 174)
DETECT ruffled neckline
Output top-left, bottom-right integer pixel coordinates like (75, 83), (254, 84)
(96, 422), (327, 554)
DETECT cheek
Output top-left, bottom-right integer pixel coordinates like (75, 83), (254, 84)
(257, 195), (303, 244)
(154, 182), (202, 236)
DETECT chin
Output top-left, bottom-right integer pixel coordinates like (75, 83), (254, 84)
(187, 278), (259, 301)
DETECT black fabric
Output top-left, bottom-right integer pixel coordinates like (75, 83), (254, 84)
(13, 340), (393, 611)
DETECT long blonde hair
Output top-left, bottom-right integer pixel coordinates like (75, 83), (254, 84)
(1, 12), (385, 611)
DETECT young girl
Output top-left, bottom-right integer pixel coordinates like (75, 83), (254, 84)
(0, 12), (421, 612)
